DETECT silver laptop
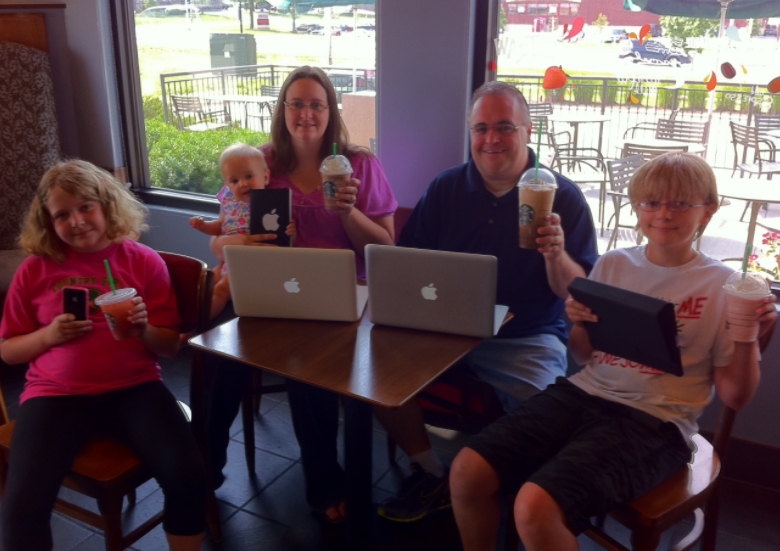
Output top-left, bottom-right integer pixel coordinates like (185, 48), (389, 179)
(224, 246), (368, 322)
(365, 245), (509, 338)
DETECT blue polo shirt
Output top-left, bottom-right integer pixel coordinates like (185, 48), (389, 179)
(398, 151), (598, 343)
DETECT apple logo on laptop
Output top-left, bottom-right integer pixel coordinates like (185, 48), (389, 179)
(284, 278), (300, 293)
(262, 208), (280, 231)
(421, 283), (437, 300)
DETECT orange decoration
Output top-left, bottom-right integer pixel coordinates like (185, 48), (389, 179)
(706, 72), (718, 91)
(768, 77), (780, 94)
(629, 93), (640, 104)
(543, 66), (568, 90)
(629, 32), (638, 39)
(741, 65), (748, 75)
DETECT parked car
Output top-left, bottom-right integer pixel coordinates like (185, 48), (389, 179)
(764, 24), (778, 37)
(604, 29), (628, 43)
(140, 5), (201, 17)
(619, 39), (691, 67)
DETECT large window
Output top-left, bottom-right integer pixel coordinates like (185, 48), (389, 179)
(128, 2), (377, 196)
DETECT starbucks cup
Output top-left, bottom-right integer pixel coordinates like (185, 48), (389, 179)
(95, 288), (137, 340)
(722, 272), (771, 342)
(319, 153), (353, 211)
(517, 168), (558, 250)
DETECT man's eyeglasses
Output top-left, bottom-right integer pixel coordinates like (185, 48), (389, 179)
(284, 101), (329, 112)
(469, 123), (524, 136)
(635, 201), (708, 213)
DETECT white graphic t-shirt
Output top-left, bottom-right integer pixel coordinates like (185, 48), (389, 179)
(569, 246), (735, 444)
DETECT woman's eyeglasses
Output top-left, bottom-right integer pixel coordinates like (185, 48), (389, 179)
(469, 123), (523, 136)
(284, 101), (329, 112)
(635, 201), (708, 213)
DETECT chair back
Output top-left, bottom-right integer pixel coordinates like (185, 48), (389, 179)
(170, 95), (205, 129)
(158, 251), (213, 336)
(528, 102), (553, 117)
(607, 155), (644, 194)
(730, 121), (760, 164)
(261, 85), (281, 98)
(754, 114), (780, 136)
(656, 118), (709, 145)
(622, 142), (688, 161)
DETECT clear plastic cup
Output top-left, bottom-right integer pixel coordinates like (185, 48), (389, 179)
(95, 288), (137, 340)
(722, 272), (771, 342)
(517, 168), (557, 249)
(319, 154), (353, 211)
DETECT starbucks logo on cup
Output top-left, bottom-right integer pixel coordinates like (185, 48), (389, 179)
(323, 181), (338, 198)
(519, 204), (536, 225)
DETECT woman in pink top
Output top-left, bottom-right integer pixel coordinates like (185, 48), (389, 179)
(206, 66), (397, 525)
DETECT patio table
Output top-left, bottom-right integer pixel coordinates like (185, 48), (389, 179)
(548, 112), (611, 155)
(717, 177), (780, 254)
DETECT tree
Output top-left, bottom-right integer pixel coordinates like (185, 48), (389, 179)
(659, 16), (720, 43)
(499, 4), (507, 32)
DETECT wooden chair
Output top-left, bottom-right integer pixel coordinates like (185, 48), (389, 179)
(622, 142), (688, 161)
(170, 95), (230, 132)
(729, 121), (780, 180)
(605, 155), (645, 251)
(0, 251), (214, 551)
(579, 404), (737, 551)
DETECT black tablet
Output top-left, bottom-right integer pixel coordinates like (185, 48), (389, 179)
(250, 188), (292, 247)
(568, 277), (683, 376)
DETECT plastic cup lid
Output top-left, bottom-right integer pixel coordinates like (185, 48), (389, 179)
(319, 154), (352, 174)
(723, 272), (771, 295)
(95, 288), (137, 306)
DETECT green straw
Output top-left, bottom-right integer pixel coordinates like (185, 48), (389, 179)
(535, 121), (543, 180)
(103, 259), (117, 294)
(741, 244), (752, 279)
(333, 142), (337, 156)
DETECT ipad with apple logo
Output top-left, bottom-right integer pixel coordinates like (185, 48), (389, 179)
(250, 188), (292, 247)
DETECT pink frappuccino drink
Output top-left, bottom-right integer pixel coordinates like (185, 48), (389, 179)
(722, 272), (771, 342)
(95, 288), (137, 340)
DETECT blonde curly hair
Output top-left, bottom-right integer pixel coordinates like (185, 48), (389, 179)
(20, 160), (148, 262)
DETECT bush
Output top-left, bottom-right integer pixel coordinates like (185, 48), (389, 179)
(145, 117), (268, 195)
(143, 95), (164, 120)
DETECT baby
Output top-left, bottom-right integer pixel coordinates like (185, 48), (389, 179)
(190, 143), (295, 319)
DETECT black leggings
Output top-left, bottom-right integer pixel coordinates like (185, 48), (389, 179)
(1, 381), (207, 551)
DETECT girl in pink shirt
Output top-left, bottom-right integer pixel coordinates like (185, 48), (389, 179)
(0, 161), (206, 551)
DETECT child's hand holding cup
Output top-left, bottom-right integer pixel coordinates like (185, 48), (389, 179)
(723, 272), (772, 342)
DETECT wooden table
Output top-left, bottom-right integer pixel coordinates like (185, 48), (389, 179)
(548, 112), (611, 154)
(717, 177), (780, 253)
(189, 311), (488, 543)
(616, 137), (707, 156)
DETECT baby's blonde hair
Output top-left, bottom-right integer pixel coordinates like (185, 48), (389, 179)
(219, 143), (267, 169)
(20, 160), (148, 262)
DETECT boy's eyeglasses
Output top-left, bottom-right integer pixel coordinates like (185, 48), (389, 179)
(284, 101), (329, 112)
(469, 123), (524, 136)
(636, 201), (708, 213)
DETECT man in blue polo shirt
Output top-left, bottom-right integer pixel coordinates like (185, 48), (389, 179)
(375, 81), (598, 522)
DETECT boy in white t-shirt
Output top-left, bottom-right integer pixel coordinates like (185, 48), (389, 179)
(449, 152), (777, 551)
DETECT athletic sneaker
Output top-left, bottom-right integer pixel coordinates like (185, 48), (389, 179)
(377, 462), (451, 522)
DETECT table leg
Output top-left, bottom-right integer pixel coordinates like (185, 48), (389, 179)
(190, 349), (222, 542)
(344, 397), (374, 545)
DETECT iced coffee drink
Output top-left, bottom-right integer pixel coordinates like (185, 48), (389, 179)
(320, 152), (353, 211)
(517, 168), (557, 250)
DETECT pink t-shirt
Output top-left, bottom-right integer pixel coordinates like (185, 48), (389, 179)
(264, 148), (397, 279)
(0, 240), (181, 404)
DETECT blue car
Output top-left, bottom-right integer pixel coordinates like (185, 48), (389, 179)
(619, 39), (692, 67)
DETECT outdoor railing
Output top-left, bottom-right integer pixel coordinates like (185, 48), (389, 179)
(159, 64), (778, 171)
(160, 64), (376, 127)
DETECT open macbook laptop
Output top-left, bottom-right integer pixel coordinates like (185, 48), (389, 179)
(224, 246), (368, 322)
(365, 245), (509, 338)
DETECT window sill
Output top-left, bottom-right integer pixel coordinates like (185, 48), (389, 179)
(135, 188), (220, 215)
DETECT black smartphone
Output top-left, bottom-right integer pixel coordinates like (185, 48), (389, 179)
(63, 287), (89, 321)
(249, 188), (293, 247)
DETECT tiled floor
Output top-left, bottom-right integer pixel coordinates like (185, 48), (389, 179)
(3, 173), (780, 550)
(1, 346), (780, 550)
